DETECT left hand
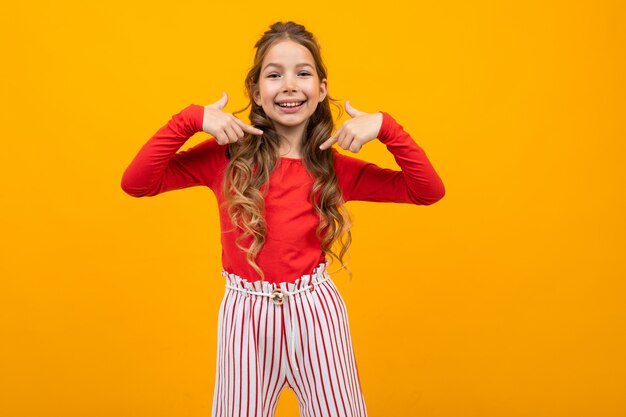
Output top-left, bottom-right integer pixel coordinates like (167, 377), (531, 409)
(318, 100), (383, 153)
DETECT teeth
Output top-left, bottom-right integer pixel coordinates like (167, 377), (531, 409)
(278, 101), (304, 107)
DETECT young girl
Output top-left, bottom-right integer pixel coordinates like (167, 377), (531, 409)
(121, 21), (444, 417)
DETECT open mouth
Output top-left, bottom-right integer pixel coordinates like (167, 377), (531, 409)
(276, 100), (307, 109)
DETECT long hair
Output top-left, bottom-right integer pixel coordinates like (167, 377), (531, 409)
(224, 21), (353, 283)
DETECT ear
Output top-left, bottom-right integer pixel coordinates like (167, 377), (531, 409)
(319, 78), (328, 103)
(252, 84), (261, 106)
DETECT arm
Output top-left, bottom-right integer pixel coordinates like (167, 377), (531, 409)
(120, 104), (225, 197)
(333, 111), (445, 205)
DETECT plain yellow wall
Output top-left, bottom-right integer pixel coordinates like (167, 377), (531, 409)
(1, 0), (624, 416)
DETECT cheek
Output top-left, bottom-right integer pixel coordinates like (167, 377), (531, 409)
(261, 88), (277, 104)
(306, 84), (320, 97)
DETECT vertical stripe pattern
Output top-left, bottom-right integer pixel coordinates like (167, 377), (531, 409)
(211, 261), (368, 417)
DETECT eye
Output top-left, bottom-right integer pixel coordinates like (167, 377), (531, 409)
(267, 73), (280, 78)
(299, 71), (312, 76)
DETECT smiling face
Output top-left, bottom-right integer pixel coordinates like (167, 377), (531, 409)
(253, 39), (328, 139)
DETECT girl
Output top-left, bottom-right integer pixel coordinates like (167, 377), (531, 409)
(121, 21), (445, 417)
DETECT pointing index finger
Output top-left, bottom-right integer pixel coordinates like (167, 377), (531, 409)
(233, 117), (264, 135)
(319, 136), (337, 150)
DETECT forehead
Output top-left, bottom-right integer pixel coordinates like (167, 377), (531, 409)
(262, 40), (315, 69)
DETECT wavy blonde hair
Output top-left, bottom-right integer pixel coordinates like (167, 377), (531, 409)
(224, 21), (353, 283)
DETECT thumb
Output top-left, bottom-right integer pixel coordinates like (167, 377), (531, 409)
(213, 91), (228, 110)
(345, 100), (364, 118)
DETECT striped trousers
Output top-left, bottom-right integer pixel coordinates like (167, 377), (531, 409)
(211, 261), (368, 417)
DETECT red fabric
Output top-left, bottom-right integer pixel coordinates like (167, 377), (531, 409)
(121, 104), (445, 283)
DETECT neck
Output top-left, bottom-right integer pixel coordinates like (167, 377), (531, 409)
(276, 124), (307, 158)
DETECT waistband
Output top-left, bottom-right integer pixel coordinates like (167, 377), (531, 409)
(221, 259), (331, 305)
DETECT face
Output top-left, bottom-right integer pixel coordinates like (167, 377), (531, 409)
(253, 39), (328, 135)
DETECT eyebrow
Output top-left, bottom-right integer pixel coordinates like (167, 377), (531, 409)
(263, 62), (313, 71)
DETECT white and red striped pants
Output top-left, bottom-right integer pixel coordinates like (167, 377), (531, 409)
(211, 261), (368, 417)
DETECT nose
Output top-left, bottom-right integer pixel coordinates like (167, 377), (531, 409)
(282, 74), (298, 92)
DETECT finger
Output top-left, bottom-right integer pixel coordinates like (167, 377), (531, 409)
(230, 121), (245, 140)
(348, 137), (362, 153)
(345, 100), (364, 118)
(234, 117), (264, 135)
(331, 129), (343, 149)
(213, 91), (228, 110)
(319, 135), (338, 150)
(223, 125), (239, 143)
(227, 114), (246, 139)
(214, 130), (228, 145)
(337, 130), (351, 150)
(320, 125), (342, 149)
(343, 135), (358, 152)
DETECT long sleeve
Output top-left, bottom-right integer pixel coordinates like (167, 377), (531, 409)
(120, 104), (226, 197)
(333, 111), (445, 205)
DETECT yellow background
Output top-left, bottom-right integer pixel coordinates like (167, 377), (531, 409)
(1, 0), (624, 416)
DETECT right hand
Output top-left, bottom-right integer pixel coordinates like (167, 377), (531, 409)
(203, 92), (264, 145)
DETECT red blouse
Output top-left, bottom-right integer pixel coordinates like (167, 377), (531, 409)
(121, 104), (445, 283)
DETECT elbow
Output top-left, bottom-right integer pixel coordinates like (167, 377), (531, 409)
(121, 181), (143, 198)
(120, 173), (150, 198)
(409, 182), (446, 205)
(431, 183), (446, 204)
(121, 187), (145, 198)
